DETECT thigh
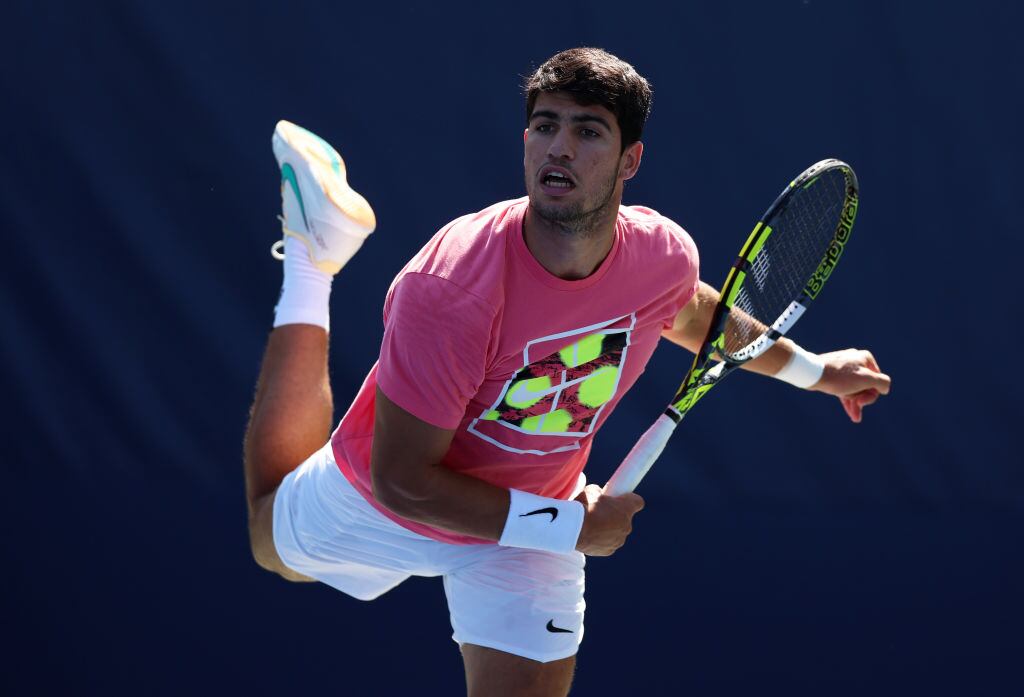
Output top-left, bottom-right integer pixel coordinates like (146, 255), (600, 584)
(443, 545), (586, 664)
(462, 643), (575, 697)
(271, 443), (435, 600)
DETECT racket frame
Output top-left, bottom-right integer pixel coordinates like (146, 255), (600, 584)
(603, 159), (859, 495)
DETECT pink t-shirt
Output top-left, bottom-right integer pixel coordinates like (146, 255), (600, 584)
(331, 197), (699, 544)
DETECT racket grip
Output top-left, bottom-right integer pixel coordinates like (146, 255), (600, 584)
(603, 413), (678, 495)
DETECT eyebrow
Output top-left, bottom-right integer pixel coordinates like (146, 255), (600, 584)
(529, 109), (613, 132)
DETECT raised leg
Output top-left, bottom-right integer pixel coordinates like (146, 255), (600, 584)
(243, 120), (375, 580)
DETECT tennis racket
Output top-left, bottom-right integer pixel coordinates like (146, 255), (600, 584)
(603, 158), (859, 495)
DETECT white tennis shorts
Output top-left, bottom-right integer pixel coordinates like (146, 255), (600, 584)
(273, 443), (586, 663)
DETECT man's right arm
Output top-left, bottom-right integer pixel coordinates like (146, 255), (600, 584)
(369, 387), (644, 556)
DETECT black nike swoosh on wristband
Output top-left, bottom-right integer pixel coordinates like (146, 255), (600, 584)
(546, 620), (573, 634)
(520, 507), (559, 521)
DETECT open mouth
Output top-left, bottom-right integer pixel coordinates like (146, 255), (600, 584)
(539, 166), (576, 194)
(543, 172), (574, 188)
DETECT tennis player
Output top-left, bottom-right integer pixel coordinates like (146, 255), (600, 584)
(244, 47), (891, 696)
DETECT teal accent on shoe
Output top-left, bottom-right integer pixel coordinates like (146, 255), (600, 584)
(307, 130), (342, 176)
(280, 163), (309, 230)
(291, 123), (343, 176)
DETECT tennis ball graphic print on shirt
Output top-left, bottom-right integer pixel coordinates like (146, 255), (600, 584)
(468, 314), (634, 455)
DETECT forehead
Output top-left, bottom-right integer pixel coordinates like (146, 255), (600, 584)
(529, 92), (619, 132)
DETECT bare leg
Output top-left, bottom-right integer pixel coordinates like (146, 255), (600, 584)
(243, 323), (333, 580)
(463, 644), (576, 697)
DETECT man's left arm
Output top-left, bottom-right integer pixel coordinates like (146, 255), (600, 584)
(662, 281), (892, 422)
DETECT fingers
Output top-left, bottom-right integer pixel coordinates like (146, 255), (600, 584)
(857, 366), (892, 394)
(576, 489), (645, 556)
(624, 492), (645, 512)
(821, 349), (891, 423)
(818, 349), (891, 399)
(841, 395), (861, 422)
(856, 350), (891, 394)
(602, 490), (645, 512)
(862, 349), (881, 373)
(857, 389), (880, 408)
(841, 389), (880, 423)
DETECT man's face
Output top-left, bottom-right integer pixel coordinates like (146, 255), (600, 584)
(524, 91), (640, 233)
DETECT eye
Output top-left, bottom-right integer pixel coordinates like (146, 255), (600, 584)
(580, 128), (600, 138)
(535, 123), (554, 133)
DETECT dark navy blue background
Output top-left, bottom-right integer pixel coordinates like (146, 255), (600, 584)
(2, 1), (1021, 694)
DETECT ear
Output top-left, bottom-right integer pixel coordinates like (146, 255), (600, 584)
(523, 127), (529, 144)
(619, 141), (644, 181)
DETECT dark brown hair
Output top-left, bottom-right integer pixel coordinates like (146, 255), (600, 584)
(524, 47), (653, 149)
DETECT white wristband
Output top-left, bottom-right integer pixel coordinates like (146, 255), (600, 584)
(498, 489), (585, 554)
(775, 343), (825, 389)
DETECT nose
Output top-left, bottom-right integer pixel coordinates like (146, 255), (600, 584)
(546, 128), (575, 161)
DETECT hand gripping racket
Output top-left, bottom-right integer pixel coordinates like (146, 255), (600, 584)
(604, 159), (859, 495)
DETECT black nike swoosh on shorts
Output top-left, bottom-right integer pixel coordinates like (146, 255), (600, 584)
(546, 619), (573, 634)
(520, 507), (559, 521)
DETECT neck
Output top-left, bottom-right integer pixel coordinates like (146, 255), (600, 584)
(522, 201), (620, 280)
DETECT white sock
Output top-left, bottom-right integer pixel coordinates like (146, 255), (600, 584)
(273, 235), (333, 331)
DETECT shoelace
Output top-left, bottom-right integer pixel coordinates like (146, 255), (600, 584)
(270, 215), (287, 259)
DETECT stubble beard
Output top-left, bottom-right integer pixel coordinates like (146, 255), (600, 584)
(528, 167), (620, 238)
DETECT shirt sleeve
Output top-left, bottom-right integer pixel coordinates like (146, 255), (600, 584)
(660, 274), (701, 331)
(377, 272), (495, 430)
(660, 221), (701, 330)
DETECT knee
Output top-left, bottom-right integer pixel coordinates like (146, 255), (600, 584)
(247, 506), (279, 573)
(247, 493), (312, 582)
(248, 520), (315, 583)
(247, 521), (277, 573)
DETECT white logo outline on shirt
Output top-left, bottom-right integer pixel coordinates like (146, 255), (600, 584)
(467, 313), (636, 456)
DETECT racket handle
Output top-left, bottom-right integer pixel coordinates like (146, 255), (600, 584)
(603, 413), (678, 495)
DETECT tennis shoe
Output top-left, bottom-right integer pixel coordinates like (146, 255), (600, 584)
(271, 120), (376, 275)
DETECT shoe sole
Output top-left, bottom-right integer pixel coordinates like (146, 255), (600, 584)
(274, 120), (376, 273)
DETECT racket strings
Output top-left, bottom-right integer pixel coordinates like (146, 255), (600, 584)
(724, 169), (848, 357)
